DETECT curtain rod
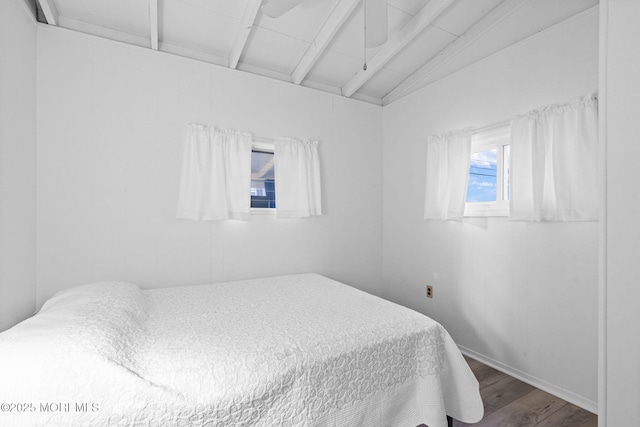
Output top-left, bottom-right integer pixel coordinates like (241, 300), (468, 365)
(253, 135), (319, 144)
(253, 135), (276, 144)
(188, 124), (278, 143)
(471, 120), (510, 135)
(188, 124), (316, 144)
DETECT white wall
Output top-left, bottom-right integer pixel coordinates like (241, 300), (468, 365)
(36, 25), (383, 306)
(382, 10), (599, 410)
(0, 0), (37, 331)
(600, 0), (640, 425)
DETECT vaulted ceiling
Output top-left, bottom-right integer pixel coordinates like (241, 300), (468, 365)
(35, 0), (598, 105)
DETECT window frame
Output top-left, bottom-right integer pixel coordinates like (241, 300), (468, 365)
(464, 125), (510, 218)
(250, 141), (276, 215)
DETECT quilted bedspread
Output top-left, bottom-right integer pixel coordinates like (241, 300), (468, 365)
(0, 274), (483, 427)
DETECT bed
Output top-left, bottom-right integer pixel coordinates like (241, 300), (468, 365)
(0, 274), (483, 427)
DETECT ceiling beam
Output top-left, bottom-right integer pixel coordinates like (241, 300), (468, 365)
(291, 0), (360, 85)
(229, 0), (263, 69)
(37, 0), (59, 25)
(149, 0), (158, 50)
(383, 0), (530, 105)
(341, 0), (455, 97)
(20, 0), (37, 20)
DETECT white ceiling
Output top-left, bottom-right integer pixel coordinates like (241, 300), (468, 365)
(35, 0), (599, 105)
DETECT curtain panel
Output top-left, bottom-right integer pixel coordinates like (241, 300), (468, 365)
(177, 124), (252, 221)
(274, 137), (322, 218)
(424, 129), (472, 221)
(510, 94), (598, 221)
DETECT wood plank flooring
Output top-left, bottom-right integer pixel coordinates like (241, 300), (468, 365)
(434, 355), (597, 427)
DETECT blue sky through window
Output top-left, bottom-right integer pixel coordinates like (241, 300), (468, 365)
(466, 148), (497, 202)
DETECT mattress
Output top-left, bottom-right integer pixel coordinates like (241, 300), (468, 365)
(0, 274), (483, 426)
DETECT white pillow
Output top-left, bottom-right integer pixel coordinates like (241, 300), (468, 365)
(0, 282), (152, 421)
(1, 281), (149, 368)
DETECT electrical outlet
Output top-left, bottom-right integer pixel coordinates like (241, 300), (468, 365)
(426, 285), (433, 299)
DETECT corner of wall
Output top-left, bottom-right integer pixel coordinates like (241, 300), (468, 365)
(0, 0), (38, 331)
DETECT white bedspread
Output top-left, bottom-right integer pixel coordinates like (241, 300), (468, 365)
(0, 274), (483, 427)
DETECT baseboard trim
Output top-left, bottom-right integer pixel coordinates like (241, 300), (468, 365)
(458, 345), (598, 415)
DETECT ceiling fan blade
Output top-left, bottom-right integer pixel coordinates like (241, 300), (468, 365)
(261, 0), (304, 18)
(365, 0), (388, 47)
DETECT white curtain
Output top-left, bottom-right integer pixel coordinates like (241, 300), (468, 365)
(274, 137), (322, 218)
(424, 129), (472, 221)
(176, 124), (252, 221)
(510, 94), (598, 221)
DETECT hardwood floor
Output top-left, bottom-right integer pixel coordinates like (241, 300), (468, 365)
(450, 356), (597, 427)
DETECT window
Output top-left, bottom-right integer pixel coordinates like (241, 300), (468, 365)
(464, 125), (510, 217)
(251, 143), (276, 210)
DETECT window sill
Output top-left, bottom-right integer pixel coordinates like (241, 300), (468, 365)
(464, 202), (509, 218)
(250, 208), (276, 216)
